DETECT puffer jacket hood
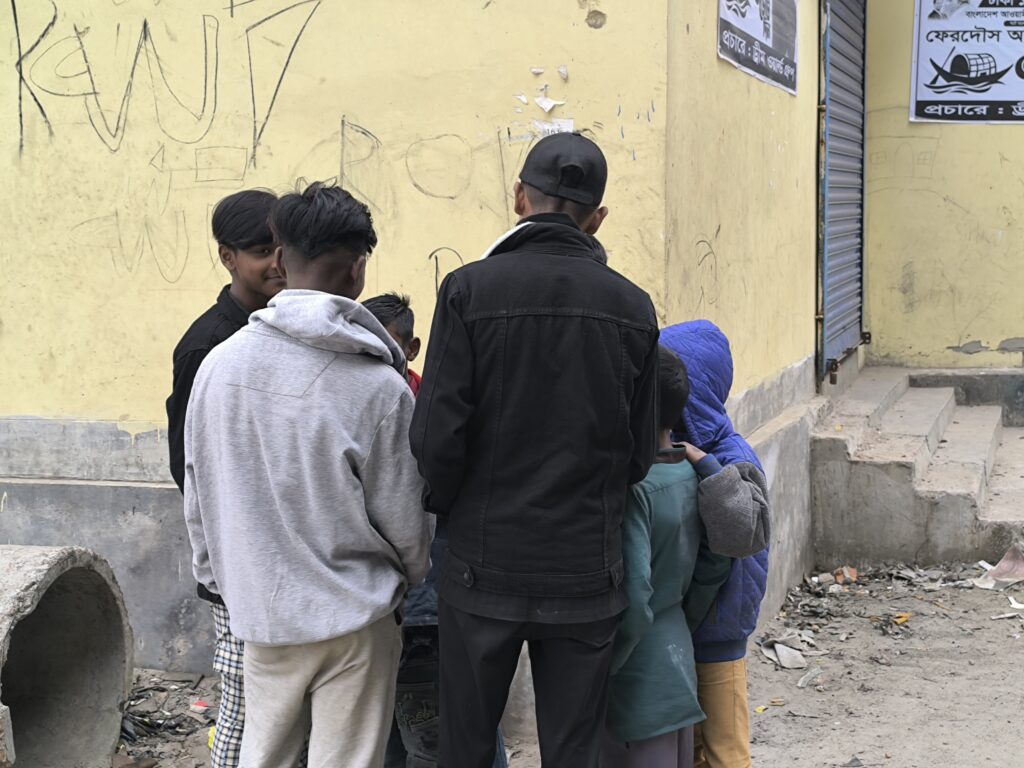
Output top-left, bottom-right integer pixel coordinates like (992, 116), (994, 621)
(660, 319), (769, 663)
(660, 320), (759, 467)
(251, 289), (406, 376)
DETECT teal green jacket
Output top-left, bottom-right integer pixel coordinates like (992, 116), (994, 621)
(606, 460), (732, 743)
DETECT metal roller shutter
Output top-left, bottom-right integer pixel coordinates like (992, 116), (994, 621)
(820, 0), (867, 378)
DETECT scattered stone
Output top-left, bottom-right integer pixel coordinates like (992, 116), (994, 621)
(834, 566), (859, 585)
(797, 666), (825, 689)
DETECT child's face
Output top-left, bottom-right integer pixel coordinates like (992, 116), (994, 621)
(223, 243), (286, 301)
(386, 323), (421, 363)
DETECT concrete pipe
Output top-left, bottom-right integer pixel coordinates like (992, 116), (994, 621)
(0, 546), (133, 768)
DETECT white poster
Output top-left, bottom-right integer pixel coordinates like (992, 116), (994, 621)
(912, 0), (1024, 122)
(718, 0), (799, 95)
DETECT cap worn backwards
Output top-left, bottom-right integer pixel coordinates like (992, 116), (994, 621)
(519, 132), (608, 207)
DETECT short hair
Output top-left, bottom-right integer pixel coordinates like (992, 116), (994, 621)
(658, 345), (690, 432)
(270, 182), (377, 260)
(211, 189), (277, 250)
(523, 183), (598, 228)
(363, 292), (415, 340)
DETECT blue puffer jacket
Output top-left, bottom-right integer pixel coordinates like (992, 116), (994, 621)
(660, 320), (769, 664)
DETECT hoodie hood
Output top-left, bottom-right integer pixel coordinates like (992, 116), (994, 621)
(250, 289), (406, 376)
(660, 320), (735, 452)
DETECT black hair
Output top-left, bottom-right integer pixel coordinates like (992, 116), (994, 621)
(658, 345), (690, 432)
(523, 183), (598, 228)
(270, 182), (377, 260)
(211, 189), (277, 250)
(363, 292), (415, 341)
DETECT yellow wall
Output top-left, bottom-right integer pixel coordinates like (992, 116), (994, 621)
(665, 1), (820, 394)
(866, 1), (1024, 367)
(1, 0), (668, 426)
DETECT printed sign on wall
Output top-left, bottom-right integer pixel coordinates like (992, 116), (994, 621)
(718, 0), (799, 95)
(913, 0), (1024, 122)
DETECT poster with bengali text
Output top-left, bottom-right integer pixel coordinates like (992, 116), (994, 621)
(913, 0), (1024, 123)
(718, 0), (798, 95)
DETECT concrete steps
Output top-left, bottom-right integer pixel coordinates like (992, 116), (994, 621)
(981, 428), (1024, 523)
(812, 368), (1023, 566)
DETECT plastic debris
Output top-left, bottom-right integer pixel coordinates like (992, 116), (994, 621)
(973, 545), (1024, 590)
(760, 631), (809, 669)
(189, 699), (210, 715)
(869, 611), (913, 638)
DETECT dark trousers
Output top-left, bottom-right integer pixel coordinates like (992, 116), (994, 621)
(385, 625), (507, 768)
(438, 598), (620, 768)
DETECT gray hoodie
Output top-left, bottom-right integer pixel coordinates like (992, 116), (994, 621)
(183, 289), (433, 646)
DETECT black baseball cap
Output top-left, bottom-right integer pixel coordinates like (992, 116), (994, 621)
(519, 132), (607, 207)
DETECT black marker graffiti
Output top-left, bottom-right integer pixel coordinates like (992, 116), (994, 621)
(246, 0), (321, 165)
(428, 247), (465, 295)
(10, 0), (57, 154)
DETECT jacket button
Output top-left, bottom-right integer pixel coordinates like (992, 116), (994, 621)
(462, 569), (474, 587)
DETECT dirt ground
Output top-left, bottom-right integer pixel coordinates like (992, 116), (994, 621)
(123, 560), (1022, 768)
(748, 561), (1024, 767)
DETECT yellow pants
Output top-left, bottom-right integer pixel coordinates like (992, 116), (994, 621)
(692, 659), (752, 768)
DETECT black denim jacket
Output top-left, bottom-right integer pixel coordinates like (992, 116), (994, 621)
(410, 214), (659, 624)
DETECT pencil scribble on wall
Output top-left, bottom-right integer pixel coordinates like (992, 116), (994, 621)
(406, 134), (474, 200)
(10, 0), (323, 160)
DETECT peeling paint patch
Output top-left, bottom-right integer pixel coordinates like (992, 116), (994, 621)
(998, 337), (1024, 353)
(586, 10), (607, 28)
(947, 340), (990, 355)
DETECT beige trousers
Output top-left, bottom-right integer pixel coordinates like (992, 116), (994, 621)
(239, 614), (402, 768)
(692, 659), (752, 768)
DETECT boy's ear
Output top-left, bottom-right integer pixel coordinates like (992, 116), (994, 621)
(272, 246), (287, 283)
(513, 181), (528, 217)
(407, 337), (421, 363)
(219, 244), (237, 273)
(584, 206), (609, 236)
(351, 254), (368, 284)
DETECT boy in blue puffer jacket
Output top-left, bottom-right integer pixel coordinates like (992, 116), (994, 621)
(660, 320), (771, 768)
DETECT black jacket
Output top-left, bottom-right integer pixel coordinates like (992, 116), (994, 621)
(166, 285), (250, 604)
(410, 214), (659, 623)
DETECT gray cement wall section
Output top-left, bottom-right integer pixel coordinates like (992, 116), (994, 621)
(0, 478), (212, 673)
(747, 399), (822, 627)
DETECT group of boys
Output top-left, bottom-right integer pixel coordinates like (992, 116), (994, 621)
(167, 132), (771, 768)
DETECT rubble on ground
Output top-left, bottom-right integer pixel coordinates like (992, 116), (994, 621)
(750, 552), (1024, 766)
(114, 669), (217, 768)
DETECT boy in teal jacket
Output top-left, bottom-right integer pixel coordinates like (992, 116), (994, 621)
(601, 347), (732, 768)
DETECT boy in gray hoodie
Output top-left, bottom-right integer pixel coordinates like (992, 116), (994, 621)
(184, 183), (432, 768)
